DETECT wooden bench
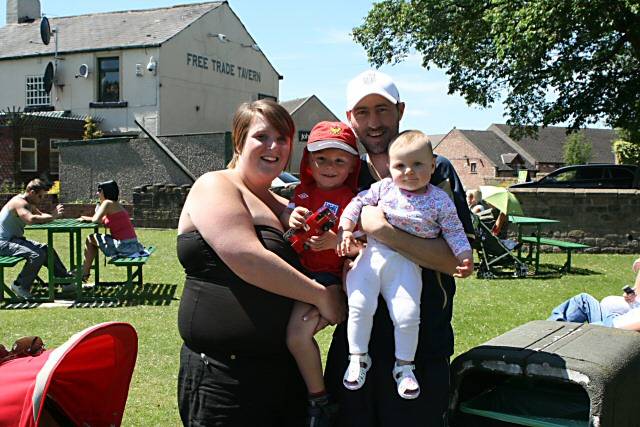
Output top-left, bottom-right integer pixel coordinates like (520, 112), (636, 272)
(520, 237), (589, 273)
(107, 246), (156, 292)
(0, 255), (25, 303)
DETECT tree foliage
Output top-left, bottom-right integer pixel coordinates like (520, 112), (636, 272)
(352, 0), (640, 140)
(83, 116), (103, 140)
(563, 132), (592, 165)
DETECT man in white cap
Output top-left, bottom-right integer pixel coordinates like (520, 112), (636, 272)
(324, 70), (473, 426)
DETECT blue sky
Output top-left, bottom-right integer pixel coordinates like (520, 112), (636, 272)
(0, 0), (508, 134)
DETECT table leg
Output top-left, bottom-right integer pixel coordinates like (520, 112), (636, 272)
(566, 250), (573, 273)
(75, 229), (83, 297)
(46, 230), (54, 301)
(93, 227), (100, 286)
(517, 225), (523, 259)
(535, 225), (541, 274)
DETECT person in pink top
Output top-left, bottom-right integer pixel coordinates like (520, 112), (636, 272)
(337, 130), (473, 400)
(77, 180), (144, 282)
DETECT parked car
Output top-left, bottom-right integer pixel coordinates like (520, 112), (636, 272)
(510, 164), (640, 189)
(270, 172), (300, 198)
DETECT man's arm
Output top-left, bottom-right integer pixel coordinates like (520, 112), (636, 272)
(14, 199), (60, 225)
(360, 205), (459, 275)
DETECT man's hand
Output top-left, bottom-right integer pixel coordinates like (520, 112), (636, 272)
(624, 288), (637, 304)
(360, 206), (388, 238)
(289, 206), (311, 229)
(454, 258), (474, 278)
(52, 204), (64, 219)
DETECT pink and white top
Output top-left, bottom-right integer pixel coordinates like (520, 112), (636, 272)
(341, 177), (471, 259)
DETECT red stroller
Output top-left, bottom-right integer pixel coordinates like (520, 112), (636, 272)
(0, 322), (138, 427)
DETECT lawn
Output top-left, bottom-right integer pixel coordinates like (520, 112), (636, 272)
(1, 228), (638, 426)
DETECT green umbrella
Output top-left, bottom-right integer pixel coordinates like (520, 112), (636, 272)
(479, 185), (524, 215)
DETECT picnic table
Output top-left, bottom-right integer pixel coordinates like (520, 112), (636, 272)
(26, 218), (99, 301)
(509, 215), (589, 274)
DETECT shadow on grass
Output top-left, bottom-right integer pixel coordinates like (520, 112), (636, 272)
(73, 282), (178, 308)
(1, 282), (178, 309)
(476, 263), (601, 281)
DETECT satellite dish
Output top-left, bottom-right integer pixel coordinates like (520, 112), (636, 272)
(43, 62), (54, 93)
(40, 17), (51, 45)
(77, 64), (90, 78)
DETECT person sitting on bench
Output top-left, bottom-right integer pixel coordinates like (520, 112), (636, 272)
(0, 179), (74, 299)
(77, 180), (145, 283)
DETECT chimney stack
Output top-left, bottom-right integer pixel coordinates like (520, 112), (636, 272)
(6, 0), (41, 24)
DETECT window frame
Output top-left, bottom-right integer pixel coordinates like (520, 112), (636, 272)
(470, 161), (477, 174)
(97, 56), (121, 102)
(49, 138), (66, 175)
(20, 137), (38, 172)
(25, 75), (51, 107)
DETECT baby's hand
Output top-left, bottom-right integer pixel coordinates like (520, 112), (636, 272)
(454, 258), (474, 278)
(338, 230), (356, 257)
(289, 207), (311, 229)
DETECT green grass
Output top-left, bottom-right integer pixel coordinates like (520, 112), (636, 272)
(1, 228), (638, 425)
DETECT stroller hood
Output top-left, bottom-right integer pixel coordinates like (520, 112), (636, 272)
(0, 322), (138, 427)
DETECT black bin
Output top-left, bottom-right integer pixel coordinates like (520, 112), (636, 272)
(450, 320), (640, 427)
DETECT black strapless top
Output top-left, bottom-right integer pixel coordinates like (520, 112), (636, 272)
(177, 225), (304, 357)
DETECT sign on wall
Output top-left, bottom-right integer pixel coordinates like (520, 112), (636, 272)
(298, 130), (310, 142)
(186, 52), (261, 82)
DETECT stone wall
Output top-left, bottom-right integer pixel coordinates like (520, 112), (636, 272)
(132, 184), (190, 228)
(58, 132), (231, 203)
(511, 188), (640, 253)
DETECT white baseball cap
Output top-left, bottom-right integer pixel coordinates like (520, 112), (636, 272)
(346, 70), (400, 111)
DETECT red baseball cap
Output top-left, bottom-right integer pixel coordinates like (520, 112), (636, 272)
(307, 121), (358, 155)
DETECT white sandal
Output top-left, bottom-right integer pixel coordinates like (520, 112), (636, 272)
(343, 354), (372, 390)
(393, 363), (420, 399)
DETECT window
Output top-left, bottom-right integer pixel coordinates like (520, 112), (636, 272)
(49, 139), (66, 175)
(20, 138), (37, 172)
(25, 75), (51, 107)
(470, 162), (477, 173)
(98, 57), (120, 102)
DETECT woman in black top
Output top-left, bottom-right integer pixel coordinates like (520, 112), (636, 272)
(176, 100), (346, 426)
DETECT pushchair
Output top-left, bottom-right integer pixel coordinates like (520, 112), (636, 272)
(0, 322), (138, 427)
(472, 210), (528, 279)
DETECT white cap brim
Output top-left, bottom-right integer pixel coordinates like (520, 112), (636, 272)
(347, 89), (399, 111)
(307, 140), (358, 155)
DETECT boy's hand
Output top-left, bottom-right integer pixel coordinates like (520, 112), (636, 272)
(307, 230), (338, 252)
(289, 206), (311, 229)
(454, 258), (474, 278)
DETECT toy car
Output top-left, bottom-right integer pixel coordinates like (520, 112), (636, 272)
(284, 206), (337, 253)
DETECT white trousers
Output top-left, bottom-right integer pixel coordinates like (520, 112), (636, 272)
(346, 238), (422, 361)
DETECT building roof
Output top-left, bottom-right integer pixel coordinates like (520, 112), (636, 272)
(457, 129), (533, 171)
(490, 124), (617, 164)
(280, 96), (310, 115)
(0, 2), (223, 60)
(281, 95), (339, 121)
(429, 134), (447, 147)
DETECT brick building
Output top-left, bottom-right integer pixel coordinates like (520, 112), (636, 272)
(0, 111), (86, 186)
(434, 124), (618, 189)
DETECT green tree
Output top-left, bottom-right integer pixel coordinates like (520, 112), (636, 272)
(563, 132), (592, 165)
(83, 116), (103, 140)
(353, 0), (640, 140)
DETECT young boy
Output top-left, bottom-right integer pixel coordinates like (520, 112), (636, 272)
(281, 121), (361, 425)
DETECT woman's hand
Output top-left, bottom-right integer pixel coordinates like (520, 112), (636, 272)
(316, 286), (346, 325)
(306, 230), (338, 252)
